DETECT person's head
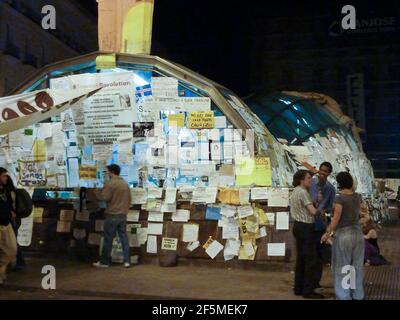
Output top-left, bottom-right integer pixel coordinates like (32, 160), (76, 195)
(362, 217), (377, 235)
(293, 170), (312, 189)
(0, 167), (9, 186)
(106, 164), (121, 178)
(318, 161), (333, 183)
(336, 171), (353, 190)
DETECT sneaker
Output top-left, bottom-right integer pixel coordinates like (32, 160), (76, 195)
(123, 262), (131, 268)
(302, 292), (327, 299)
(92, 261), (110, 268)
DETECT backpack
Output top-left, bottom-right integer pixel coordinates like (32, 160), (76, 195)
(15, 189), (33, 218)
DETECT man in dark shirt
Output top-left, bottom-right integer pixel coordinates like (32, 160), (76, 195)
(310, 162), (336, 289)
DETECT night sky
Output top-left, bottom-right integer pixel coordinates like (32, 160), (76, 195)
(79, 0), (399, 96)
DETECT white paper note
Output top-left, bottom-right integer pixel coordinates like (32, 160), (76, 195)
(172, 209), (190, 222)
(165, 187), (177, 204)
(276, 212), (290, 230)
(251, 187), (269, 200)
(148, 212), (164, 222)
(267, 187), (290, 207)
(127, 210), (140, 222)
(147, 222), (163, 235)
(59, 209), (74, 221)
(205, 240), (224, 259)
(186, 240), (200, 252)
(147, 187), (163, 199)
(76, 210), (90, 222)
(146, 235), (158, 253)
(224, 239), (240, 260)
(256, 226), (268, 239)
(131, 188), (148, 204)
(267, 243), (286, 256)
(182, 223), (199, 242)
(238, 205), (254, 218)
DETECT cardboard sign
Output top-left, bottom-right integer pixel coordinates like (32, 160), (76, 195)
(168, 113), (185, 127)
(18, 161), (46, 187)
(161, 237), (178, 251)
(187, 111), (214, 129)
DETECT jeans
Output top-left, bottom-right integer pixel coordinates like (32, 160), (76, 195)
(100, 214), (130, 265)
(293, 221), (319, 295)
(332, 225), (365, 300)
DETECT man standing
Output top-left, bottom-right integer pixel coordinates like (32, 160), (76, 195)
(310, 161), (336, 288)
(0, 168), (17, 284)
(92, 164), (132, 268)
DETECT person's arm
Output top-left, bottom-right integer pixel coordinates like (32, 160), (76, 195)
(302, 189), (318, 216)
(306, 204), (318, 216)
(321, 203), (342, 242)
(364, 229), (377, 240)
(316, 187), (335, 213)
(93, 183), (113, 202)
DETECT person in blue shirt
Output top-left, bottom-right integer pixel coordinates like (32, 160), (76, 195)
(310, 161), (336, 289)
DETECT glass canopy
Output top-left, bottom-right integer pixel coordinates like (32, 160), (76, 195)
(244, 91), (375, 195)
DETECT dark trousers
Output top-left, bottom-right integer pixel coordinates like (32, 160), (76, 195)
(12, 218), (25, 267)
(293, 221), (319, 295)
(314, 230), (325, 287)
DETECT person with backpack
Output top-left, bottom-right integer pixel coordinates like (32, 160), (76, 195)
(0, 168), (18, 284)
(3, 172), (27, 270)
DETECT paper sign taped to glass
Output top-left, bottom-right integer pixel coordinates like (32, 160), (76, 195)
(79, 165), (97, 180)
(217, 188), (241, 205)
(187, 111), (214, 129)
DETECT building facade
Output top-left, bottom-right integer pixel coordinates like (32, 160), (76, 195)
(0, 0), (97, 95)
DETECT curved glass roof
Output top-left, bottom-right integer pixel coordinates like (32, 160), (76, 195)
(244, 92), (348, 145)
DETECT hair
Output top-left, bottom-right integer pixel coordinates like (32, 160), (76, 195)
(320, 161), (333, 173)
(336, 171), (353, 190)
(292, 170), (311, 187)
(106, 164), (121, 176)
(362, 218), (378, 235)
(0, 167), (15, 191)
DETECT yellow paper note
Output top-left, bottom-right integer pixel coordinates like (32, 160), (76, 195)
(218, 188), (240, 205)
(256, 207), (269, 225)
(239, 217), (258, 242)
(168, 113), (185, 127)
(33, 140), (46, 162)
(202, 236), (214, 249)
(254, 157), (272, 186)
(188, 111), (214, 129)
(235, 157), (255, 186)
(95, 53), (116, 69)
(239, 243), (257, 260)
(79, 165), (97, 180)
(33, 207), (44, 224)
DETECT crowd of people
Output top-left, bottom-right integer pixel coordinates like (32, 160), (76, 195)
(290, 161), (389, 300)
